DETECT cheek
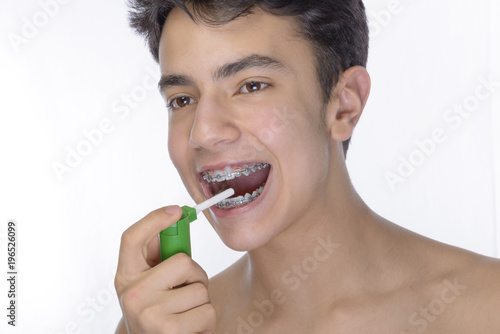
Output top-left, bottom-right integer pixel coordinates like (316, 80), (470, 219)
(250, 104), (301, 147)
(255, 103), (329, 189)
(250, 101), (324, 154)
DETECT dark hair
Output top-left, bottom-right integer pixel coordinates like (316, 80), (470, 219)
(128, 0), (369, 156)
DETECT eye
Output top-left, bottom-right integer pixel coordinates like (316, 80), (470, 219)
(239, 81), (270, 94)
(167, 96), (196, 110)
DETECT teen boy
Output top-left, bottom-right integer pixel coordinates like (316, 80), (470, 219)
(115, 1), (500, 333)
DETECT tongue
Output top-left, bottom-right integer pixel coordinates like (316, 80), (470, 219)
(210, 168), (269, 197)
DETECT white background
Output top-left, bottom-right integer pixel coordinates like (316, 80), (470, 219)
(0, 0), (498, 332)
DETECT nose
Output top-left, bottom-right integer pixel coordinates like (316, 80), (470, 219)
(188, 96), (240, 150)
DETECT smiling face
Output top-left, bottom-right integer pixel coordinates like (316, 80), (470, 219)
(159, 7), (341, 251)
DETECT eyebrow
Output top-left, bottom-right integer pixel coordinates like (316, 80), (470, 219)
(212, 54), (286, 81)
(158, 54), (287, 92)
(158, 74), (196, 93)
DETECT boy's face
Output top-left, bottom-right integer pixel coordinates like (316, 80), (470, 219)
(159, 7), (338, 251)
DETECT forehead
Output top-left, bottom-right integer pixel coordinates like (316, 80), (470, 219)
(158, 6), (312, 74)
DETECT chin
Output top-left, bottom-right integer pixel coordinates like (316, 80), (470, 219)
(215, 226), (274, 252)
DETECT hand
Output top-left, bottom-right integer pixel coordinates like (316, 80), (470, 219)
(115, 206), (217, 333)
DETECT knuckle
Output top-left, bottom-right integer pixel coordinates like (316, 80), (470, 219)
(172, 253), (207, 277)
(200, 268), (209, 283)
(191, 282), (209, 302)
(202, 303), (217, 320)
(138, 305), (158, 327)
(120, 285), (142, 313)
(120, 228), (135, 246)
(170, 253), (196, 271)
(133, 300), (179, 333)
(163, 316), (182, 334)
(114, 273), (125, 294)
(173, 252), (192, 265)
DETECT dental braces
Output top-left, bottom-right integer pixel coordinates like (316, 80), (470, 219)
(203, 162), (270, 183)
(215, 184), (265, 209)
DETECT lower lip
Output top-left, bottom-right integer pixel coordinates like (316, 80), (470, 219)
(207, 168), (272, 218)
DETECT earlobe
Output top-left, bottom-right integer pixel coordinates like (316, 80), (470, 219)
(326, 66), (371, 142)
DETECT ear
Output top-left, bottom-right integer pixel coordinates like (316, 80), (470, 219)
(325, 66), (371, 142)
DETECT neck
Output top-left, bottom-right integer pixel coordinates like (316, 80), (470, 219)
(244, 153), (390, 316)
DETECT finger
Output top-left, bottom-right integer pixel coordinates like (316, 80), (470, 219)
(135, 253), (209, 294)
(176, 303), (218, 333)
(146, 234), (161, 267)
(127, 302), (216, 334)
(117, 206), (182, 278)
(158, 253), (210, 289)
(156, 282), (210, 314)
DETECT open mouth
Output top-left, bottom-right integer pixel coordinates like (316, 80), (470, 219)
(201, 162), (271, 209)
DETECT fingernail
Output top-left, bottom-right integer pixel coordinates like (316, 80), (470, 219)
(165, 205), (181, 215)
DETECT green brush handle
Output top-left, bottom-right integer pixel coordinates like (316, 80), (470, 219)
(159, 206), (197, 261)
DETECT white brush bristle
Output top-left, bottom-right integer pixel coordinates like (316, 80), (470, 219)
(195, 188), (235, 214)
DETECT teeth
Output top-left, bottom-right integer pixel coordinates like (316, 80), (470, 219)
(203, 163), (270, 183)
(203, 163), (269, 209)
(215, 184), (265, 209)
(224, 166), (235, 180)
(236, 196), (245, 205)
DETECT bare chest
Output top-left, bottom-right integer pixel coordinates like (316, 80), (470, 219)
(213, 291), (468, 334)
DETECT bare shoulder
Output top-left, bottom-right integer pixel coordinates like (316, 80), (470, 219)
(429, 237), (500, 298)
(406, 232), (500, 333)
(451, 250), (500, 329)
